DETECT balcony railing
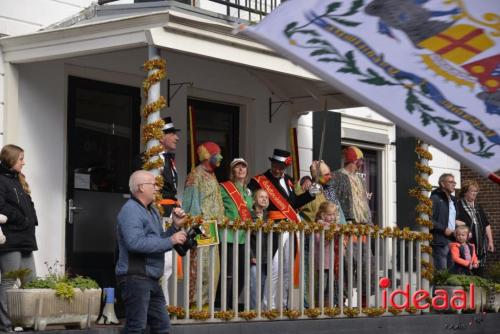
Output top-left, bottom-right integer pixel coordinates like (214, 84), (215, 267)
(165, 222), (426, 321)
(198, 0), (283, 22)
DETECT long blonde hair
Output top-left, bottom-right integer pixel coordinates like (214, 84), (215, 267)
(315, 201), (338, 223)
(0, 144), (31, 195)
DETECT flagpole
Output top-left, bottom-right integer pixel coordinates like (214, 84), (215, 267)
(315, 98), (328, 183)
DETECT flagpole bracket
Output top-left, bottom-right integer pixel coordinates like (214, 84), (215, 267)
(167, 79), (193, 106)
(269, 97), (292, 123)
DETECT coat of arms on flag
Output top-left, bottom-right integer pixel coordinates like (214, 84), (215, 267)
(241, 0), (500, 179)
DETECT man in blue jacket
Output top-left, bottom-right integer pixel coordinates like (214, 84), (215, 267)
(430, 173), (457, 271)
(116, 170), (187, 334)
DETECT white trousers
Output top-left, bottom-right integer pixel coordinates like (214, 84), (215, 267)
(262, 232), (290, 310)
(162, 250), (173, 305)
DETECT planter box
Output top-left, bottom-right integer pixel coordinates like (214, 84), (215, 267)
(487, 291), (500, 312)
(7, 288), (101, 330)
(434, 285), (487, 313)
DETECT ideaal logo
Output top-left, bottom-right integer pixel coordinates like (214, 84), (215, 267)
(379, 277), (475, 311)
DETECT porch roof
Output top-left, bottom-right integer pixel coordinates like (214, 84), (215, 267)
(0, 1), (360, 110)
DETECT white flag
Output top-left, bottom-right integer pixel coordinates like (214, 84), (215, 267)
(242, 0), (500, 180)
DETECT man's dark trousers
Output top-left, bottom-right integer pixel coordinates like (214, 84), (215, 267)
(118, 275), (170, 334)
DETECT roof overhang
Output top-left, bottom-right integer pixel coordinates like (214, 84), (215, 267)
(0, 8), (361, 110)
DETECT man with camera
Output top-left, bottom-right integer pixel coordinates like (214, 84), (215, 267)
(116, 170), (187, 334)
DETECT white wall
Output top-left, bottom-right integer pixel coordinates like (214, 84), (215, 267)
(18, 61), (67, 274)
(0, 0), (92, 36)
(297, 113), (313, 177)
(428, 146), (461, 190)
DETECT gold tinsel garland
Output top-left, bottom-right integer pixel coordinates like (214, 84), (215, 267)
(143, 59), (166, 98)
(261, 309), (279, 320)
(421, 244), (433, 255)
(190, 310), (210, 321)
(167, 305), (185, 319)
(143, 158), (164, 171)
(238, 310), (257, 320)
(406, 306), (418, 314)
(142, 58), (167, 214)
(408, 140), (434, 282)
(304, 308), (321, 318)
(343, 307), (359, 318)
(143, 96), (167, 118)
(324, 307), (341, 317)
(362, 307), (386, 317)
(143, 119), (165, 143)
(166, 217), (432, 241)
(388, 306), (403, 315)
(284, 309), (301, 319)
(214, 310), (235, 321)
(142, 145), (164, 162)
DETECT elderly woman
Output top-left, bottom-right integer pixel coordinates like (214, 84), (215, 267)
(456, 180), (494, 274)
(219, 158), (253, 310)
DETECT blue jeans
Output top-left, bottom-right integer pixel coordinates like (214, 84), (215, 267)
(118, 275), (170, 334)
(432, 244), (450, 272)
(250, 264), (267, 310)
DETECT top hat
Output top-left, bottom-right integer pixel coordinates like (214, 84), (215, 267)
(268, 149), (292, 166)
(162, 117), (181, 133)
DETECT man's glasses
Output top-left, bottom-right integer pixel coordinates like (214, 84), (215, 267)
(141, 182), (158, 188)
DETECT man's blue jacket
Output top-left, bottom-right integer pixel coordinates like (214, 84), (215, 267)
(115, 197), (177, 279)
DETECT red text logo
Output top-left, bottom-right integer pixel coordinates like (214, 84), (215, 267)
(379, 277), (475, 310)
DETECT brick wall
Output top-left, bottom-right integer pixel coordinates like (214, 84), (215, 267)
(460, 167), (500, 267)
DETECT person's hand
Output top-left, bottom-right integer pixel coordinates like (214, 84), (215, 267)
(0, 228), (5, 245)
(445, 228), (453, 237)
(309, 183), (322, 196)
(473, 263), (479, 269)
(366, 192), (373, 200)
(172, 208), (186, 229)
(488, 242), (495, 252)
(251, 258), (257, 265)
(0, 214), (7, 224)
(455, 220), (466, 226)
(171, 231), (187, 245)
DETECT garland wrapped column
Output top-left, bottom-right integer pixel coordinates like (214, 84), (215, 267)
(142, 46), (167, 212)
(409, 140), (433, 294)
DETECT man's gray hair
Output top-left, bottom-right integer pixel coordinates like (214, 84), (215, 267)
(438, 173), (454, 188)
(129, 170), (153, 193)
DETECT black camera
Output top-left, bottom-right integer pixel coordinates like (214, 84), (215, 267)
(173, 225), (204, 257)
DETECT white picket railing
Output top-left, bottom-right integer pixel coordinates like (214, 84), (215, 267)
(167, 222), (424, 321)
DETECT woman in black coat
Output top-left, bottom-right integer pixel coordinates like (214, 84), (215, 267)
(0, 144), (38, 331)
(456, 180), (494, 276)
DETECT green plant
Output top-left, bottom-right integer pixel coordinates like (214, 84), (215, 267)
(485, 263), (500, 283)
(3, 268), (32, 288)
(11, 261), (99, 300)
(431, 270), (451, 286)
(445, 274), (492, 290)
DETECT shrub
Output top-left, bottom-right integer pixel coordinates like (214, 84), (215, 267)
(6, 261), (99, 301)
